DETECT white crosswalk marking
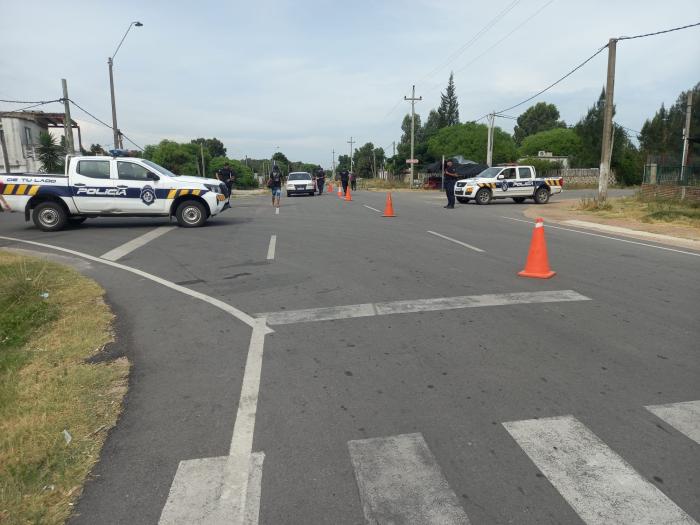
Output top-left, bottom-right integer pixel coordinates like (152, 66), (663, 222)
(646, 400), (700, 444)
(348, 433), (470, 524)
(503, 415), (697, 525)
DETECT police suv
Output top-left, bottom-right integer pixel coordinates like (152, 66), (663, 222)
(453, 165), (563, 205)
(0, 154), (228, 231)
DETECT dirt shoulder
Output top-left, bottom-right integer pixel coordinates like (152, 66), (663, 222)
(524, 198), (700, 251)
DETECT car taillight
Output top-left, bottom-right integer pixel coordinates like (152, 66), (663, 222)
(560, 178), (565, 188)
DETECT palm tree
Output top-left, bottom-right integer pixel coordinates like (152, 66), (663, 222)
(35, 132), (65, 173)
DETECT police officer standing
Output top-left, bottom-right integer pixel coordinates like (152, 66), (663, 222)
(315, 166), (326, 195)
(339, 169), (350, 195)
(443, 159), (458, 209)
(217, 163), (235, 197)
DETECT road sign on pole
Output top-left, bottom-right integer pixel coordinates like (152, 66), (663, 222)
(405, 159), (419, 164)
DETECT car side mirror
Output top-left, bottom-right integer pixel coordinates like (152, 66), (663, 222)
(147, 172), (160, 181)
(496, 174), (505, 180)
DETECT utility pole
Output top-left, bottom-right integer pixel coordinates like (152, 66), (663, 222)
(598, 38), (617, 204)
(486, 112), (495, 167)
(61, 79), (75, 154)
(347, 136), (355, 172)
(681, 90), (694, 182)
(200, 143), (206, 177)
(0, 128), (10, 173)
(373, 149), (377, 178)
(332, 148), (336, 177)
(392, 141), (396, 157)
(404, 85), (422, 187)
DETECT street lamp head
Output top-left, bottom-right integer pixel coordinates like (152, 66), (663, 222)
(134, 21), (143, 27)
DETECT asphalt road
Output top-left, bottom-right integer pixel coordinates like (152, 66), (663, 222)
(0, 187), (697, 525)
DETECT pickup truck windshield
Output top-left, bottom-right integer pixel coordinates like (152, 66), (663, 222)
(476, 167), (501, 178)
(142, 159), (178, 178)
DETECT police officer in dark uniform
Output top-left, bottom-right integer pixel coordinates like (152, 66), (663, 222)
(443, 159), (458, 209)
(217, 163), (235, 197)
(315, 166), (326, 195)
(339, 169), (350, 195)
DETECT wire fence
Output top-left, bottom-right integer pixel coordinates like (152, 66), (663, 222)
(643, 165), (700, 186)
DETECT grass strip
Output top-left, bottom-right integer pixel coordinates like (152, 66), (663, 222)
(0, 250), (129, 524)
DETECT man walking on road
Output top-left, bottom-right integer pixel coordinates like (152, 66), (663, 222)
(350, 171), (357, 191)
(268, 165), (283, 208)
(315, 166), (326, 195)
(443, 159), (458, 209)
(339, 169), (349, 195)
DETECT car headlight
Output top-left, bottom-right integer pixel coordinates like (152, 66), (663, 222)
(205, 184), (221, 193)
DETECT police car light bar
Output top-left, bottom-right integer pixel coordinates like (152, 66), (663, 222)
(109, 149), (129, 157)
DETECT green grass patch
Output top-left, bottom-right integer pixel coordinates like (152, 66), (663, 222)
(0, 251), (129, 524)
(576, 195), (700, 228)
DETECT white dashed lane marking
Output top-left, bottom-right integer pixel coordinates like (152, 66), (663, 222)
(266, 235), (276, 260)
(100, 225), (175, 261)
(427, 230), (485, 253)
(363, 204), (382, 213)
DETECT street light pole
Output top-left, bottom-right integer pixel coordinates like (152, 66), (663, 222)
(108, 21), (143, 150)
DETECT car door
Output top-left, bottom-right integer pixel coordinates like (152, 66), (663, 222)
(115, 160), (167, 213)
(498, 167), (517, 195)
(515, 166), (535, 196)
(71, 159), (116, 212)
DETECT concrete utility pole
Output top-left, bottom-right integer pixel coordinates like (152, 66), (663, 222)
(598, 38), (617, 204)
(0, 129), (10, 173)
(332, 148), (336, 177)
(486, 113), (495, 167)
(200, 143), (205, 177)
(61, 79), (75, 154)
(392, 141), (396, 157)
(108, 21), (143, 150)
(681, 90), (693, 182)
(405, 85), (422, 187)
(347, 137), (355, 172)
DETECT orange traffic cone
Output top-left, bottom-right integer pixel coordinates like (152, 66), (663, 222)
(518, 218), (555, 279)
(345, 187), (353, 201)
(337, 185), (344, 198)
(382, 192), (396, 217)
(328, 182), (333, 193)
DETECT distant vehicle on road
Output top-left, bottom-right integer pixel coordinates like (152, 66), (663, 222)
(453, 165), (563, 205)
(286, 172), (315, 197)
(0, 154), (228, 231)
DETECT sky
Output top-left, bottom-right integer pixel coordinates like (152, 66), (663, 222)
(1, 0), (699, 167)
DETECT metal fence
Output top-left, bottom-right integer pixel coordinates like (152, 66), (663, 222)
(643, 165), (700, 186)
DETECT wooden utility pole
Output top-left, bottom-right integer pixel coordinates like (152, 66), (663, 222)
(598, 38), (617, 203)
(332, 148), (336, 178)
(61, 79), (75, 154)
(404, 85), (422, 187)
(200, 143), (206, 177)
(681, 91), (693, 182)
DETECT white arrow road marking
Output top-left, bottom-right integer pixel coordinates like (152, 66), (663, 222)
(646, 400), (700, 444)
(503, 415), (696, 525)
(100, 225), (175, 261)
(348, 433), (470, 524)
(257, 290), (590, 326)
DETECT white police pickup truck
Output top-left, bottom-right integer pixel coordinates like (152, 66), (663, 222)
(453, 165), (563, 205)
(0, 154), (228, 231)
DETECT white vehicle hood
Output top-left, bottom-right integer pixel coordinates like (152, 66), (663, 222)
(174, 175), (221, 186)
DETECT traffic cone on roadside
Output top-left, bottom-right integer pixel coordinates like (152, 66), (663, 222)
(518, 218), (556, 279)
(345, 186), (353, 201)
(328, 182), (333, 193)
(382, 192), (396, 217)
(337, 185), (343, 198)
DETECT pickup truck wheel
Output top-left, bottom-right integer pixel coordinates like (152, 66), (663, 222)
(533, 187), (550, 204)
(512, 197), (526, 204)
(456, 197), (470, 204)
(176, 200), (207, 227)
(33, 202), (68, 232)
(475, 188), (492, 205)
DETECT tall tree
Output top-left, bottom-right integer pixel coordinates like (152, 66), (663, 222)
(422, 109), (442, 141)
(437, 72), (459, 127)
(427, 122), (517, 165)
(191, 137), (226, 158)
(513, 102), (566, 145)
(400, 113), (422, 144)
(352, 142), (386, 178)
(519, 128), (582, 158)
(36, 132), (65, 173)
(336, 154), (351, 171)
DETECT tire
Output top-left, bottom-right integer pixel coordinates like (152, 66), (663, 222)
(287, 192), (291, 197)
(533, 187), (550, 204)
(456, 197), (470, 204)
(512, 197), (526, 204)
(32, 201), (68, 232)
(175, 200), (207, 227)
(309, 192), (314, 196)
(68, 217), (87, 225)
(475, 188), (492, 205)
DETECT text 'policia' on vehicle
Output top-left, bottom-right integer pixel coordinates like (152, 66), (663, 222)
(0, 151), (229, 231)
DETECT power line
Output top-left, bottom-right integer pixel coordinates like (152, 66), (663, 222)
(419, 0), (522, 84)
(120, 133), (144, 151)
(618, 21), (700, 41)
(0, 98), (59, 104)
(494, 44), (608, 115)
(67, 99), (114, 130)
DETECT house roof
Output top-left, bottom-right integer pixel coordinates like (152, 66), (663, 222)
(0, 111), (78, 128)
